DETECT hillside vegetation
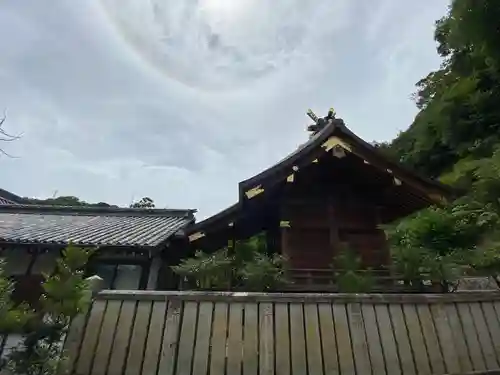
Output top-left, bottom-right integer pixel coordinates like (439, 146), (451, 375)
(384, 0), (500, 288)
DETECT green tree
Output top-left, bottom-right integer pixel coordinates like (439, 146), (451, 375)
(239, 253), (289, 292)
(0, 261), (33, 333)
(25, 196), (115, 208)
(333, 247), (373, 293)
(130, 197), (155, 209)
(381, 0), (500, 291)
(387, 0), (500, 179)
(172, 249), (234, 290)
(172, 234), (290, 292)
(0, 245), (94, 374)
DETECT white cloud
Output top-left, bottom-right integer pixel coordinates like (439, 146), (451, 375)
(0, 0), (450, 219)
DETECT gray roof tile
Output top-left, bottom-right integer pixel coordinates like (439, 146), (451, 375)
(0, 205), (195, 247)
(0, 197), (16, 205)
(0, 188), (23, 204)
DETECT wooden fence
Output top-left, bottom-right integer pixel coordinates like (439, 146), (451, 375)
(59, 291), (500, 374)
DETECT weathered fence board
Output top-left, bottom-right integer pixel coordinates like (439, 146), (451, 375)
(227, 302), (243, 375)
(390, 303), (416, 374)
(319, 302), (340, 374)
(446, 303), (474, 373)
(75, 299), (106, 375)
(3, 291), (498, 375)
(420, 303), (447, 374)
(362, 303), (386, 374)
(290, 302), (308, 374)
(243, 302), (259, 375)
(377, 303), (401, 374)
(347, 303), (371, 375)
(275, 302), (291, 375)
(157, 300), (182, 375)
(259, 302), (274, 375)
(92, 300), (121, 375)
(191, 301), (212, 375)
(459, 302), (488, 371)
(106, 300), (135, 375)
(209, 302), (228, 374)
(176, 301), (197, 375)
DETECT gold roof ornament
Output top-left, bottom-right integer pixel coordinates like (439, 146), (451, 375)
(307, 107), (338, 134)
(279, 221), (291, 228)
(245, 185), (264, 199)
(321, 136), (352, 152)
(327, 107), (336, 119)
(306, 108), (319, 124)
(189, 232), (205, 242)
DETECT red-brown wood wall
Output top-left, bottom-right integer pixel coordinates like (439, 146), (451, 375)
(281, 190), (389, 271)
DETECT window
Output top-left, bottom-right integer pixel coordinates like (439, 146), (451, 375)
(90, 263), (145, 290)
(0, 333), (24, 360)
(114, 265), (143, 289)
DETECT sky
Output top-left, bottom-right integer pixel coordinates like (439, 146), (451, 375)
(0, 0), (450, 220)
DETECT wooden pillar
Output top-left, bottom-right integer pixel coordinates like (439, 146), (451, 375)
(228, 222), (236, 254)
(375, 205), (391, 272)
(265, 220), (280, 256)
(328, 194), (341, 262)
(280, 223), (291, 262)
(146, 255), (162, 290)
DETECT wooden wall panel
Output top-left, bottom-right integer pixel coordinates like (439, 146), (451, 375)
(57, 291), (500, 375)
(287, 228), (332, 269)
(282, 189), (391, 272)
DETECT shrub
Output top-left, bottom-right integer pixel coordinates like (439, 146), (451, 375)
(0, 244), (93, 375)
(172, 234), (290, 292)
(333, 248), (373, 293)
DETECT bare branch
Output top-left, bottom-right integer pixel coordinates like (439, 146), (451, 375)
(0, 112), (22, 158)
(0, 147), (18, 158)
(0, 136), (20, 142)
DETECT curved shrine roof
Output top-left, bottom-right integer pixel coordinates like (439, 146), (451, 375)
(188, 118), (455, 242)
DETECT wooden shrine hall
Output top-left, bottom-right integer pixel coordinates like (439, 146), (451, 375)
(186, 110), (454, 286)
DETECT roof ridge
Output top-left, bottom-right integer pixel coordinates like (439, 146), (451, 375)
(0, 204), (197, 218)
(0, 188), (24, 204)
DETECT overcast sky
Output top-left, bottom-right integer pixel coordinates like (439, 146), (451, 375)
(0, 0), (449, 219)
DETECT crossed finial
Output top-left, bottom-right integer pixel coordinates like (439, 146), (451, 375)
(306, 107), (336, 134)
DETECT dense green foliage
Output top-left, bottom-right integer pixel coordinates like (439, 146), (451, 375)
(130, 197), (155, 208)
(333, 248), (373, 293)
(385, 0), (500, 287)
(386, 0), (500, 179)
(24, 195), (157, 209)
(172, 234), (290, 292)
(0, 261), (33, 333)
(0, 245), (93, 374)
(25, 196), (116, 208)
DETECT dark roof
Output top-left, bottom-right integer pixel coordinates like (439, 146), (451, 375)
(189, 203), (239, 233)
(0, 205), (196, 248)
(239, 118), (455, 198)
(0, 188), (23, 205)
(0, 197), (16, 205)
(188, 118), (455, 237)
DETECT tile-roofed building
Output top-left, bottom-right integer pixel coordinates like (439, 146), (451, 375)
(0, 188), (24, 205)
(0, 204), (194, 247)
(0, 204), (196, 293)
